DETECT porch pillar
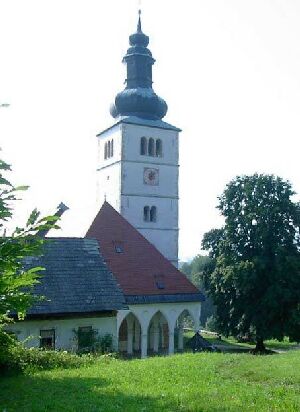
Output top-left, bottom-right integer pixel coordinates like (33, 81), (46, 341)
(141, 333), (148, 359)
(168, 331), (174, 355)
(133, 321), (140, 351)
(153, 321), (159, 353)
(178, 326), (184, 351)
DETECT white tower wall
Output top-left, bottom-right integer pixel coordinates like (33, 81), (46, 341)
(97, 122), (180, 266)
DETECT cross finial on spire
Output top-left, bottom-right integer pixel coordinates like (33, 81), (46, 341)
(137, 8), (142, 32)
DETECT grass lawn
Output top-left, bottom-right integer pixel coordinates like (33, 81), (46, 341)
(183, 332), (299, 352)
(1, 350), (300, 412)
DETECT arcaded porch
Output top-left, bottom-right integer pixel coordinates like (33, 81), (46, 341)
(117, 302), (201, 358)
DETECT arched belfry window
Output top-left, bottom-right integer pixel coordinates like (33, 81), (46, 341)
(156, 139), (162, 157)
(140, 137), (147, 155)
(150, 206), (157, 222)
(148, 138), (155, 156)
(143, 206), (150, 222)
(104, 142), (108, 159)
(110, 139), (114, 158)
(107, 141), (111, 159)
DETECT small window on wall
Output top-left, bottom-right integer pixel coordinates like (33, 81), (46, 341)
(150, 206), (157, 222)
(140, 137), (163, 157)
(77, 326), (94, 352)
(40, 329), (55, 350)
(140, 137), (147, 155)
(107, 141), (111, 158)
(143, 206), (150, 222)
(148, 138), (155, 156)
(110, 139), (114, 157)
(113, 241), (124, 253)
(104, 139), (114, 159)
(156, 139), (162, 157)
(143, 206), (157, 222)
(154, 275), (165, 290)
(115, 244), (124, 253)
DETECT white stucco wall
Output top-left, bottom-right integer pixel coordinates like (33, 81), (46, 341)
(7, 315), (117, 351)
(6, 301), (201, 357)
(96, 125), (122, 210)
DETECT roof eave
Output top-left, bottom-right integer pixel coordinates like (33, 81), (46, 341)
(125, 293), (205, 305)
(96, 116), (181, 137)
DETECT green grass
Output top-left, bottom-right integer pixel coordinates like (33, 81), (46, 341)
(1, 350), (300, 411)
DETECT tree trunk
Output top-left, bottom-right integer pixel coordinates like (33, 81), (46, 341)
(255, 337), (266, 353)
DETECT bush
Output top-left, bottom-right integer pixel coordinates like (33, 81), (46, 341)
(73, 328), (113, 355)
(0, 329), (94, 374)
(97, 334), (113, 353)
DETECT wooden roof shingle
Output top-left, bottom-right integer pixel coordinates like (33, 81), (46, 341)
(25, 238), (127, 317)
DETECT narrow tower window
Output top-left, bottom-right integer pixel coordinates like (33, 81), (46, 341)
(104, 142), (108, 159)
(143, 206), (150, 222)
(156, 139), (162, 157)
(107, 141), (111, 159)
(110, 139), (114, 158)
(148, 138), (154, 156)
(150, 206), (157, 222)
(140, 137), (147, 155)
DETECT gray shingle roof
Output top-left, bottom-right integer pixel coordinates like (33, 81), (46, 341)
(25, 238), (127, 317)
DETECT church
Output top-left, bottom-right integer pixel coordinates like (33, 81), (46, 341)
(8, 13), (204, 358)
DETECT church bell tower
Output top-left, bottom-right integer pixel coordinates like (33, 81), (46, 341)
(96, 11), (180, 267)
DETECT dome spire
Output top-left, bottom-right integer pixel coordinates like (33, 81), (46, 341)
(110, 11), (168, 121)
(137, 9), (142, 32)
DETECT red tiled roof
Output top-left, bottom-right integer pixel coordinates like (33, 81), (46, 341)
(85, 202), (200, 296)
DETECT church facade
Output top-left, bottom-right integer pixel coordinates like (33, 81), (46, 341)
(8, 13), (204, 358)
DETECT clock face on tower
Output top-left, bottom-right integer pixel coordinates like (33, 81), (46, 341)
(143, 168), (159, 186)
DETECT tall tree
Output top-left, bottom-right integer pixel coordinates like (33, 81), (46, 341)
(202, 174), (300, 351)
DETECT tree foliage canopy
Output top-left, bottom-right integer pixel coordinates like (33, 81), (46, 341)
(181, 255), (215, 325)
(202, 174), (300, 350)
(0, 159), (59, 324)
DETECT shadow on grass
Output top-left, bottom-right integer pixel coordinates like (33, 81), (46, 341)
(0, 374), (184, 412)
(182, 334), (253, 354)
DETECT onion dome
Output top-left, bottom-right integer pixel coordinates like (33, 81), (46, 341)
(110, 11), (168, 121)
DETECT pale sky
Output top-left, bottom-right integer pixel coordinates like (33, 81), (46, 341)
(1, 0), (300, 261)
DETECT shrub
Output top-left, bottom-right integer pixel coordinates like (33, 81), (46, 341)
(0, 329), (94, 374)
(73, 328), (113, 355)
(97, 334), (113, 353)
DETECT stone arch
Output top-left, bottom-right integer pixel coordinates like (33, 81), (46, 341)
(176, 308), (198, 328)
(175, 309), (198, 352)
(147, 310), (170, 356)
(118, 312), (141, 356)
